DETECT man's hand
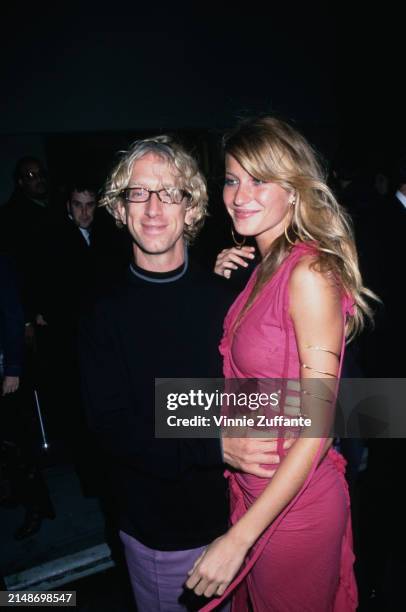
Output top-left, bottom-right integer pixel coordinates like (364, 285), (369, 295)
(24, 322), (37, 351)
(214, 246), (256, 279)
(2, 376), (20, 396)
(222, 437), (295, 478)
(35, 314), (48, 326)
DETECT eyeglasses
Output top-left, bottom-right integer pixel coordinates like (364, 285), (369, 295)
(121, 186), (191, 205)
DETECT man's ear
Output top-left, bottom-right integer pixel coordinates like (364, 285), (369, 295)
(185, 204), (197, 228)
(66, 200), (71, 214)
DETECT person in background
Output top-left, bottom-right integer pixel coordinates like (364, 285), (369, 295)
(0, 157), (50, 328)
(0, 254), (54, 539)
(33, 178), (128, 491)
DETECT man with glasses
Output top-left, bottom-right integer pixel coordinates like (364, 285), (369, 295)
(0, 159), (55, 538)
(79, 136), (282, 611)
(0, 157), (49, 251)
(14, 156), (48, 206)
(0, 157), (50, 323)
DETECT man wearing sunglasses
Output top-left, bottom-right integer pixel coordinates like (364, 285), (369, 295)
(0, 159), (55, 538)
(15, 157), (48, 206)
(0, 157), (50, 318)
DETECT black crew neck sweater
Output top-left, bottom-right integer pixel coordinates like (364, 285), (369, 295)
(79, 258), (234, 550)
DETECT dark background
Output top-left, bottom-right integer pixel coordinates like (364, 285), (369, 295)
(0, 4), (403, 231)
(0, 6), (404, 608)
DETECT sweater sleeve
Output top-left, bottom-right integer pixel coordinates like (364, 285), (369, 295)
(78, 304), (223, 480)
(0, 256), (24, 377)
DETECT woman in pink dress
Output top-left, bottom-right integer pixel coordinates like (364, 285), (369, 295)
(186, 117), (376, 611)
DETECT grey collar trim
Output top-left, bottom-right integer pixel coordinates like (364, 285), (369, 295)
(129, 248), (189, 284)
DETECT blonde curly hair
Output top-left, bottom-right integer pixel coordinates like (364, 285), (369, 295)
(100, 135), (208, 243)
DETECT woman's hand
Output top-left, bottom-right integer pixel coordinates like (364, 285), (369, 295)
(185, 532), (249, 598)
(214, 246), (255, 279)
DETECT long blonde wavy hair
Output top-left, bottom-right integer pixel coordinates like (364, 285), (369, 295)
(224, 116), (377, 340)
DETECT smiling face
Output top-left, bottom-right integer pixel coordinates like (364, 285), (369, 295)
(223, 154), (293, 254)
(117, 152), (194, 270)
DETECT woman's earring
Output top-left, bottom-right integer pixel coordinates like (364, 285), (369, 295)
(231, 227), (246, 249)
(284, 195), (296, 243)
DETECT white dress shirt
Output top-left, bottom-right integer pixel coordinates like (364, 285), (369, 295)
(395, 190), (406, 210)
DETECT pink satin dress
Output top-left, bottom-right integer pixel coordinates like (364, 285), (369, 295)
(203, 242), (358, 612)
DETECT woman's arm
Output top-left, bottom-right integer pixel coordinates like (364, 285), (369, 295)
(186, 257), (345, 598)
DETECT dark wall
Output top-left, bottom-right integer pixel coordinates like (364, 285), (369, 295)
(1, 6), (339, 134)
(1, 6), (402, 206)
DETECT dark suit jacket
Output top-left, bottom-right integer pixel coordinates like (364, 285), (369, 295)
(0, 255), (24, 377)
(35, 209), (130, 330)
(354, 194), (406, 377)
(0, 191), (50, 321)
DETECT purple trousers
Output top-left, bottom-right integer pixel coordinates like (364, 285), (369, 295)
(120, 530), (230, 612)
